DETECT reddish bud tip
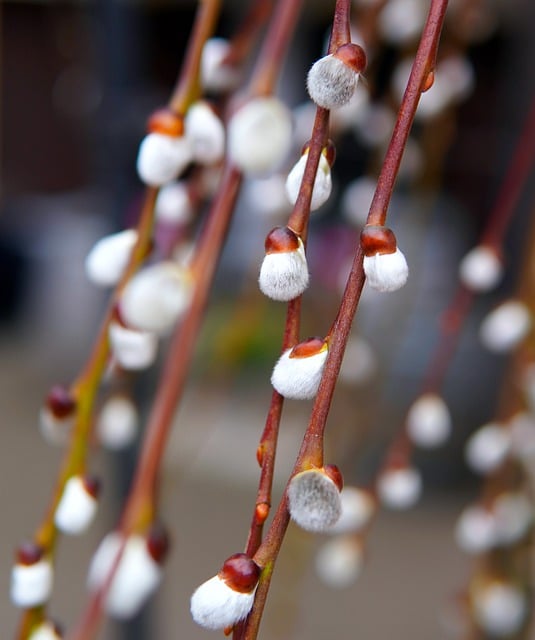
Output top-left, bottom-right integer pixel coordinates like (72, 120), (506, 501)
(323, 464), (344, 492)
(334, 43), (367, 74)
(423, 70), (435, 92)
(264, 226), (300, 254)
(146, 524), (170, 564)
(255, 503), (270, 524)
(289, 337), (326, 359)
(16, 542), (44, 566)
(219, 553), (261, 594)
(256, 445), (264, 467)
(322, 139), (336, 167)
(360, 225), (397, 256)
(82, 475), (101, 499)
(45, 385), (76, 419)
(147, 108), (184, 137)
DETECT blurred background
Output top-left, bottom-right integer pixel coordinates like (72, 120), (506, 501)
(1, 0), (535, 638)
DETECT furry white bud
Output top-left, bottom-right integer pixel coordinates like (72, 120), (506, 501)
(315, 536), (363, 589)
(459, 245), (503, 292)
(136, 133), (193, 187)
(363, 248), (409, 292)
(155, 181), (194, 225)
(326, 486), (375, 534)
(200, 38), (240, 93)
(97, 395), (139, 450)
(479, 300), (531, 353)
(11, 558), (53, 608)
(473, 582), (527, 637)
(29, 622), (63, 640)
(54, 476), (99, 535)
(271, 338), (328, 400)
(259, 230), (309, 301)
(493, 492), (533, 546)
(245, 175), (291, 219)
(377, 467), (422, 510)
(465, 423), (511, 475)
(87, 533), (163, 619)
(191, 574), (256, 630)
(120, 262), (193, 335)
(85, 229), (137, 288)
(307, 50), (363, 110)
(406, 393), (452, 448)
(378, 0), (426, 45)
(109, 322), (158, 371)
(228, 97), (293, 175)
(285, 152), (332, 211)
(39, 409), (73, 446)
(454, 505), (498, 554)
(341, 176), (376, 228)
(185, 101), (225, 165)
(288, 468), (343, 532)
(509, 412), (535, 462)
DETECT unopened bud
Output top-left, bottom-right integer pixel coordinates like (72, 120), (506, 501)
(97, 395), (139, 450)
(155, 180), (194, 225)
(465, 422), (511, 475)
(54, 475), (100, 535)
(271, 337), (328, 399)
(288, 467), (343, 532)
(458, 245), (503, 292)
(326, 486), (375, 534)
(29, 621), (63, 640)
(479, 300), (531, 353)
(11, 543), (53, 608)
(200, 38), (241, 93)
(40, 385), (76, 445)
(285, 151), (332, 210)
(136, 132), (193, 187)
(406, 393), (451, 448)
(361, 225), (408, 292)
(377, 466), (422, 510)
(185, 101), (225, 166)
(315, 535), (363, 588)
(472, 581), (527, 637)
(109, 322), (158, 371)
(85, 229), (138, 288)
(455, 504), (497, 554)
(259, 227), (309, 301)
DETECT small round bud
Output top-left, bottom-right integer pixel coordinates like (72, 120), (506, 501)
(54, 475), (100, 535)
(377, 466), (422, 510)
(155, 181), (194, 225)
(228, 97), (293, 175)
(360, 225), (397, 255)
(109, 322), (158, 371)
(45, 385), (76, 420)
(147, 108), (184, 136)
(29, 621), (64, 640)
(185, 101), (225, 166)
(288, 468), (343, 532)
(146, 523), (170, 564)
(333, 43), (367, 74)
(307, 51), (362, 110)
(259, 228), (309, 301)
(285, 151), (332, 211)
(136, 133), (193, 187)
(315, 535), (363, 589)
(493, 492), (533, 546)
(326, 486), (375, 534)
(406, 393), (452, 448)
(97, 395), (139, 450)
(479, 300), (531, 353)
(363, 248), (409, 292)
(465, 423), (511, 475)
(378, 0), (426, 45)
(458, 245), (503, 292)
(219, 554), (261, 594)
(472, 581), (528, 637)
(454, 504), (497, 554)
(85, 229), (138, 288)
(11, 544), (53, 608)
(200, 38), (241, 93)
(271, 337), (328, 399)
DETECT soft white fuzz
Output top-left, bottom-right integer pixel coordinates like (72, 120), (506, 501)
(363, 248), (409, 292)
(464, 423), (511, 475)
(326, 486), (375, 534)
(493, 492), (533, 546)
(307, 55), (360, 110)
(377, 467), (422, 510)
(185, 101), (225, 165)
(454, 505), (497, 554)
(315, 536), (363, 589)
(228, 97), (293, 175)
(378, 0), (425, 45)
(54, 476), (98, 535)
(200, 38), (240, 93)
(120, 262), (193, 334)
(87, 533), (162, 619)
(341, 176), (376, 228)
(11, 560), (53, 608)
(509, 412), (535, 462)
(155, 181), (194, 224)
(97, 395), (139, 450)
(287, 469), (342, 532)
(259, 239), (309, 301)
(339, 335), (376, 385)
(271, 345), (328, 400)
(109, 322), (158, 371)
(39, 409), (73, 446)
(190, 574), (256, 630)
(459, 245), (503, 292)
(29, 622), (62, 640)
(85, 229), (138, 288)
(406, 393), (451, 448)
(136, 132), (193, 187)
(479, 300), (531, 353)
(285, 152), (332, 211)
(473, 582), (527, 637)
(245, 175), (291, 219)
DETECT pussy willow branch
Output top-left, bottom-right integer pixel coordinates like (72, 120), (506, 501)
(240, 2), (449, 638)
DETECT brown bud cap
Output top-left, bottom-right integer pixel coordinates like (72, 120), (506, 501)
(219, 553), (261, 594)
(323, 464), (344, 492)
(146, 523), (170, 564)
(264, 226), (300, 254)
(423, 70), (435, 92)
(289, 336), (326, 359)
(16, 541), (44, 566)
(360, 225), (397, 256)
(256, 444), (264, 466)
(255, 503), (270, 523)
(45, 385), (76, 419)
(147, 108), (184, 137)
(333, 43), (367, 74)
(322, 139), (336, 168)
(82, 475), (101, 499)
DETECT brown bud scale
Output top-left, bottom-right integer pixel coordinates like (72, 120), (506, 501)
(264, 226), (300, 254)
(146, 524), (170, 564)
(16, 541), (44, 566)
(82, 475), (101, 499)
(289, 337), (326, 359)
(219, 553), (261, 593)
(147, 108), (184, 137)
(323, 464), (344, 492)
(333, 43), (367, 74)
(360, 225), (397, 256)
(423, 70), (435, 92)
(46, 385), (76, 419)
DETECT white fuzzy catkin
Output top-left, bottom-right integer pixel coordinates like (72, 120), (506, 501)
(155, 181), (194, 225)
(479, 300), (532, 353)
(109, 322), (158, 371)
(39, 408), (73, 446)
(87, 533), (162, 619)
(341, 176), (376, 228)
(459, 245), (503, 292)
(136, 132), (193, 187)
(11, 560), (53, 608)
(473, 582), (527, 637)
(378, 0), (426, 45)
(377, 467), (422, 510)
(85, 229), (138, 288)
(454, 505), (498, 554)
(287, 469), (342, 532)
(465, 423), (511, 475)
(315, 536), (363, 589)
(191, 574), (256, 630)
(54, 476), (98, 535)
(285, 152), (332, 211)
(509, 412), (535, 462)
(97, 395), (139, 450)
(307, 55), (360, 110)
(339, 335), (377, 385)
(120, 262), (193, 335)
(326, 486), (375, 534)
(185, 101), (225, 165)
(200, 38), (240, 93)
(363, 248), (409, 292)
(259, 238), (309, 301)
(406, 393), (452, 448)
(493, 492), (533, 546)
(271, 345), (328, 400)
(228, 97), (293, 175)
(29, 622), (62, 640)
